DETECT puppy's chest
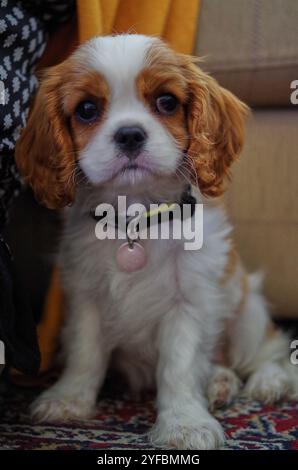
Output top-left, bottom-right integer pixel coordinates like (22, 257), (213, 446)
(101, 237), (181, 313)
(65, 203), (232, 326)
(96, 236), (223, 324)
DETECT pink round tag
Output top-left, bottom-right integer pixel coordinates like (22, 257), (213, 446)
(116, 242), (147, 273)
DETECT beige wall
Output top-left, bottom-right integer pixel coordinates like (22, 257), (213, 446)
(195, 0), (298, 106)
(226, 109), (298, 318)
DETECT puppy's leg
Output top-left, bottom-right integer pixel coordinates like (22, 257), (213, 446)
(208, 365), (242, 410)
(31, 299), (109, 422)
(229, 274), (293, 403)
(151, 308), (224, 450)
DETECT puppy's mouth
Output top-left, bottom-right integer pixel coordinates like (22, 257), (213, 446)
(98, 152), (163, 186)
(124, 163), (139, 170)
(119, 158), (155, 176)
(122, 163), (151, 172)
(111, 160), (155, 185)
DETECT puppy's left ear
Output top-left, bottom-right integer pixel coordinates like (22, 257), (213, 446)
(181, 56), (249, 197)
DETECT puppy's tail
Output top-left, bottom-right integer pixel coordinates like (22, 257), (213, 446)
(232, 272), (298, 396)
(248, 271), (265, 293)
(248, 272), (298, 397)
(229, 271), (271, 376)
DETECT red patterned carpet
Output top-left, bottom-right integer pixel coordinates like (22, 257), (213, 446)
(0, 379), (298, 450)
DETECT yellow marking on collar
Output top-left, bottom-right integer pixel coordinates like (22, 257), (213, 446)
(144, 203), (177, 219)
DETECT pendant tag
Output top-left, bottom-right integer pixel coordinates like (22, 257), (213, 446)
(116, 241), (147, 273)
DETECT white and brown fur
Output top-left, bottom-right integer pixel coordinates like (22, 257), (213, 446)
(16, 35), (298, 449)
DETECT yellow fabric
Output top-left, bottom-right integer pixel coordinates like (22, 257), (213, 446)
(37, 0), (201, 374)
(38, 268), (64, 372)
(77, 0), (201, 53)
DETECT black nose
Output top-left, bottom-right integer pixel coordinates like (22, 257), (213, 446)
(114, 126), (147, 155)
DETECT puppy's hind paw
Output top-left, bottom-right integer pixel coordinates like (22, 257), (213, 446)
(244, 363), (290, 404)
(208, 366), (242, 410)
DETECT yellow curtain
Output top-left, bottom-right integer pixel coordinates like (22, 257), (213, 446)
(77, 0), (201, 54)
(35, 0), (201, 374)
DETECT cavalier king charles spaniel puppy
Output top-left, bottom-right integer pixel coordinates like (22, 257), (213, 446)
(16, 34), (297, 449)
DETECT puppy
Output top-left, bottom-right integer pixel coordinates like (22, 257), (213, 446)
(16, 35), (297, 449)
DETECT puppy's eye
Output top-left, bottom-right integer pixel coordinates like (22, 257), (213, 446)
(156, 94), (179, 115)
(75, 100), (100, 123)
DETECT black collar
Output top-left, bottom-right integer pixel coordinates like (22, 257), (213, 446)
(91, 185), (197, 229)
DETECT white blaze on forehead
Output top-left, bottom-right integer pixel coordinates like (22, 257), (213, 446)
(74, 34), (156, 98)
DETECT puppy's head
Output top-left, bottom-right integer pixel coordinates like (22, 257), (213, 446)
(16, 35), (248, 208)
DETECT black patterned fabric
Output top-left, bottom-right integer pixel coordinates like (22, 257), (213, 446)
(0, 0), (75, 374)
(0, 153), (20, 228)
(0, 0), (75, 226)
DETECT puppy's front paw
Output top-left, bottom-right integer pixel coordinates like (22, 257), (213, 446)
(208, 366), (242, 410)
(31, 388), (95, 423)
(244, 363), (290, 404)
(150, 410), (225, 450)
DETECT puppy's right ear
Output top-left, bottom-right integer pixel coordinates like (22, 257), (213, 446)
(15, 63), (76, 209)
(179, 55), (249, 197)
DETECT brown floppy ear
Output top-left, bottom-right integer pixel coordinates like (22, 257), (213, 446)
(15, 63), (75, 209)
(181, 57), (249, 197)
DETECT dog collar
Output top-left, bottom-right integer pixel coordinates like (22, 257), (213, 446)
(91, 185), (196, 228)
(91, 185), (196, 273)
